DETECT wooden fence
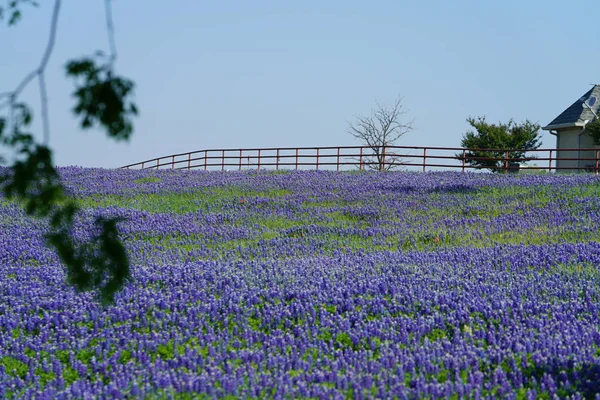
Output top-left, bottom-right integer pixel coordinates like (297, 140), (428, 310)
(121, 145), (600, 173)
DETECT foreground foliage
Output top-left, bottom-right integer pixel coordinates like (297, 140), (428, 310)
(2, 169), (600, 398)
(1, 0), (136, 305)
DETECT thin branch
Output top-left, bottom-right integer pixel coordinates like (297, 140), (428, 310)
(9, 95), (15, 135)
(5, 0), (60, 102)
(0, 96), (11, 111)
(0, 0), (61, 146)
(0, 70), (36, 112)
(39, 72), (50, 144)
(39, 0), (61, 72)
(104, 0), (118, 67)
(347, 95), (414, 171)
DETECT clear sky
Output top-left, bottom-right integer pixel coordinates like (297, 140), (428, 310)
(2, 0), (599, 168)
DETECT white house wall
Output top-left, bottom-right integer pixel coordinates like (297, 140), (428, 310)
(556, 129), (581, 171)
(555, 129), (600, 171)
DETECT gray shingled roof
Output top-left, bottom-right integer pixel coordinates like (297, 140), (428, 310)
(543, 84), (600, 130)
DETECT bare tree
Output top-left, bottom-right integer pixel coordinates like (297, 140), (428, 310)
(348, 96), (413, 171)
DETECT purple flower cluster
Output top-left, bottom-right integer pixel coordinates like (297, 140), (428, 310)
(2, 168), (600, 398)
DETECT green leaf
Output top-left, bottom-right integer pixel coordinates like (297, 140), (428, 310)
(13, 102), (33, 128)
(66, 56), (138, 141)
(0, 0), (38, 26)
(65, 59), (98, 77)
(586, 119), (600, 145)
(91, 216), (131, 305)
(1, 143), (64, 218)
(8, 9), (20, 25)
(48, 214), (131, 305)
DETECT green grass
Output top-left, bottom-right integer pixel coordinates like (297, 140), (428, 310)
(134, 176), (162, 184)
(48, 179), (600, 262)
(76, 186), (291, 214)
(1, 356), (28, 379)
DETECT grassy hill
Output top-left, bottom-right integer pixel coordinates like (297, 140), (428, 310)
(2, 168), (600, 398)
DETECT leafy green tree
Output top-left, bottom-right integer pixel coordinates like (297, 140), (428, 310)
(585, 119), (600, 145)
(0, 0), (137, 305)
(457, 116), (541, 172)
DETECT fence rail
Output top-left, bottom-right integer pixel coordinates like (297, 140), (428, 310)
(120, 145), (600, 174)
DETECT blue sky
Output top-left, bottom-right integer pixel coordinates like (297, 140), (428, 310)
(2, 0), (599, 168)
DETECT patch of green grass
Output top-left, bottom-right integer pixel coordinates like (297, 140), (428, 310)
(327, 211), (374, 227)
(423, 328), (447, 343)
(144, 391), (214, 400)
(76, 186), (291, 214)
(76, 348), (96, 365)
(322, 304), (337, 314)
(258, 216), (305, 230)
(55, 349), (71, 364)
(303, 199), (343, 208)
(317, 329), (333, 342)
(247, 316), (262, 331)
(118, 349), (132, 364)
(62, 366), (80, 386)
(71, 179), (600, 262)
(134, 176), (162, 184)
(335, 332), (354, 349)
(301, 347), (319, 362)
(35, 368), (57, 388)
(155, 340), (176, 361)
(1, 356), (28, 379)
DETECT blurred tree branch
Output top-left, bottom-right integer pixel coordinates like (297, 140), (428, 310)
(0, 0), (138, 305)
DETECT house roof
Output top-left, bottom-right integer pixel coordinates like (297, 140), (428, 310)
(543, 84), (600, 131)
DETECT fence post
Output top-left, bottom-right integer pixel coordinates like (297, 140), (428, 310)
(172, 155), (175, 169)
(258, 149), (261, 171)
(504, 151), (509, 173)
(461, 149), (466, 172)
(188, 153), (191, 170)
(337, 147), (340, 172)
(423, 148), (427, 172)
(316, 148), (320, 170)
(222, 150), (225, 171)
(276, 149), (280, 170)
(596, 150), (599, 175)
(549, 150), (553, 173)
(359, 147), (363, 171)
(239, 149), (242, 171)
(204, 150), (207, 171)
(142, 162), (145, 169)
(156, 158), (159, 170)
(381, 146), (386, 172)
(295, 149), (299, 170)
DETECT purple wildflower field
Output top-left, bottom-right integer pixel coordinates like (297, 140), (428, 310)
(2, 168), (600, 399)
